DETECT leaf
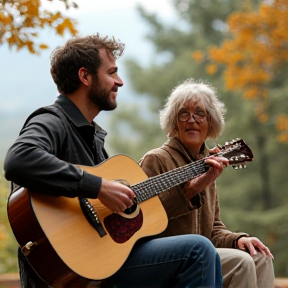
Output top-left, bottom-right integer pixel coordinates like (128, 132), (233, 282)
(39, 43), (49, 49)
(0, 0), (78, 54)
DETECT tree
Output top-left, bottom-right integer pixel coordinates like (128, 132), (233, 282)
(206, 0), (288, 142)
(192, 0), (288, 212)
(108, 0), (249, 159)
(0, 0), (78, 54)
(106, 0), (288, 276)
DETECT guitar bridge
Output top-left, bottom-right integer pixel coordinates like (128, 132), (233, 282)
(78, 197), (107, 237)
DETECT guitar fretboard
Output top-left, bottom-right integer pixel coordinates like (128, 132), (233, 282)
(131, 159), (207, 203)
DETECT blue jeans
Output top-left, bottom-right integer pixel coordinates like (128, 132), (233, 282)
(102, 235), (222, 288)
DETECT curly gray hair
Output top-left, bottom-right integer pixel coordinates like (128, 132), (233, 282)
(160, 79), (226, 139)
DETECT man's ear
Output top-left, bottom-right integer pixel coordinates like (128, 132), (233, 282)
(79, 67), (90, 85)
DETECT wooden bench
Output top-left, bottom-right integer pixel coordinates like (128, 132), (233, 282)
(1, 273), (288, 288)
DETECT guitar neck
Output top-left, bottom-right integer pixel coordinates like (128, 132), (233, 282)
(132, 159), (206, 203)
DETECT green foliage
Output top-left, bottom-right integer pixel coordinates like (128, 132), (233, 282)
(0, 165), (19, 273)
(107, 0), (288, 277)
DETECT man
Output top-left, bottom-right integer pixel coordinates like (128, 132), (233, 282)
(4, 34), (222, 288)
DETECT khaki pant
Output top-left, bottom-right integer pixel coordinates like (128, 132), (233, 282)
(217, 248), (275, 288)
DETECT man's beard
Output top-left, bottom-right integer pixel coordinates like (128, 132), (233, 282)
(88, 79), (117, 111)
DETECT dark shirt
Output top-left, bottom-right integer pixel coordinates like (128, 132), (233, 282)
(4, 94), (108, 198)
(4, 95), (109, 288)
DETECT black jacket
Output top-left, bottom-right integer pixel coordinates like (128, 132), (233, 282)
(4, 94), (108, 198)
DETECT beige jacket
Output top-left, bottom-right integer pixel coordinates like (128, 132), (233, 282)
(138, 137), (248, 248)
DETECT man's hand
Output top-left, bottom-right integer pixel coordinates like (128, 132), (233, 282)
(237, 237), (274, 259)
(97, 179), (135, 214)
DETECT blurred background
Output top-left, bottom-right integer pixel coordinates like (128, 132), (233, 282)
(1, 0), (288, 282)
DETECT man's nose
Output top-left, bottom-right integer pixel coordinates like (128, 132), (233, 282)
(115, 75), (124, 87)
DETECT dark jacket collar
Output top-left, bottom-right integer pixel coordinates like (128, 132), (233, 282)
(54, 94), (107, 137)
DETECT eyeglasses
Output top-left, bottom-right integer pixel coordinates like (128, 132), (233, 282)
(178, 110), (207, 123)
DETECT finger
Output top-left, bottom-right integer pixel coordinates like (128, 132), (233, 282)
(251, 238), (272, 256)
(205, 159), (225, 172)
(122, 185), (135, 199)
(245, 242), (258, 257)
(256, 245), (274, 259)
(209, 145), (221, 154)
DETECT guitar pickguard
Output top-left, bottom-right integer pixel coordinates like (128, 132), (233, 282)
(104, 210), (143, 243)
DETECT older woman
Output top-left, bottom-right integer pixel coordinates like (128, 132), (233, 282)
(139, 79), (274, 288)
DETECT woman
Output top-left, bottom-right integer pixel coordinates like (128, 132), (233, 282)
(139, 79), (274, 288)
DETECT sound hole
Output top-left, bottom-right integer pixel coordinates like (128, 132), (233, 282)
(123, 198), (137, 215)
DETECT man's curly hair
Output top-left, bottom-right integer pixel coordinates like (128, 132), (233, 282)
(50, 33), (125, 94)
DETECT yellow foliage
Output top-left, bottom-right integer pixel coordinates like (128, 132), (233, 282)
(0, 11), (13, 25)
(206, 64), (217, 75)
(39, 43), (49, 49)
(209, 0), (288, 93)
(277, 114), (288, 142)
(244, 87), (260, 99)
(24, 0), (40, 17)
(258, 113), (268, 124)
(56, 18), (78, 36)
(205, 0), (288, 142)
(276, 115), (288, 131)
(0, 0), (78, 53)
(191, 51), (204, 62)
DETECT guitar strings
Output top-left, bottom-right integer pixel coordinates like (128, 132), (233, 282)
(132, 159), (207, 203)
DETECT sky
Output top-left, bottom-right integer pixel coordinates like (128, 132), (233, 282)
(0, 0), (176, 114)
(0, 0), (177, 158)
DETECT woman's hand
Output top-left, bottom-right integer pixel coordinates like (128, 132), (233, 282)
(208, 145), (222, 155)
(237, 236), (274, 259)
(183, 155), (229, 199)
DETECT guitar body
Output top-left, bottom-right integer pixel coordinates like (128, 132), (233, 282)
(7, 139), (253, 286)
(8, 187), (83, 287)
(7, 155), (168, 285)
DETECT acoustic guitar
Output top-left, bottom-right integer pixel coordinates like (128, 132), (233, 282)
(7, 139), (253, 287)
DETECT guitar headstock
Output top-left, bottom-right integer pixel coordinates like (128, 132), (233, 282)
(219, 139), (253, 170)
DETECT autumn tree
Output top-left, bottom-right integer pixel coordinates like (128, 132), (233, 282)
(205, 0), (288, 142)
(0, 0), (78, 54)
(191, 0), (288, 223)
(106, 0), (288, 276)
